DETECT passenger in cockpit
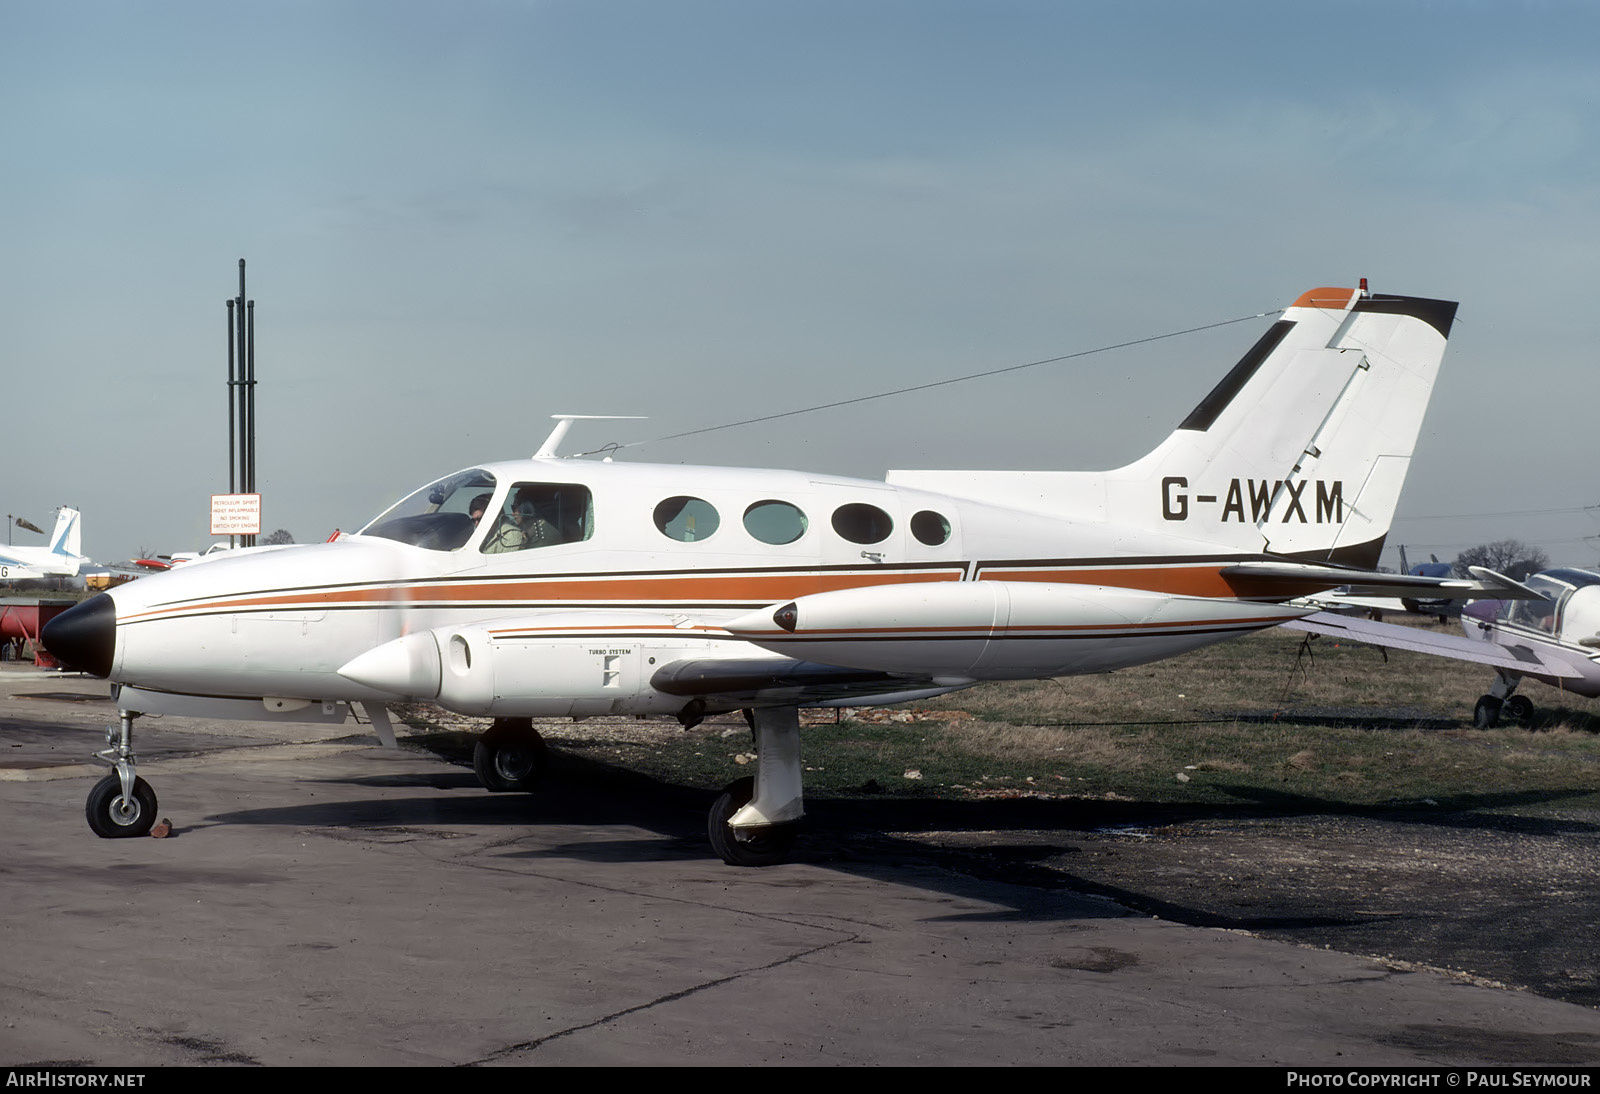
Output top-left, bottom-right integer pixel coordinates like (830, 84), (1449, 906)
(482, 486), (561, 553)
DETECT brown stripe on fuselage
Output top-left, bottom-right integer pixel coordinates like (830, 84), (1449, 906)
(119, 560), (1306, 624)
(975, 565), (1286, 599)
(119, 568), (963, 623)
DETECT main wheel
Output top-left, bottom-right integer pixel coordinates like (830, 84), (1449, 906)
(473, 718), (547, 793)
(1503, 695), (1534, 722)
(85, 774), (157, 839)
(1473, 695), (1503, 729)
(708, 776), (798, 867)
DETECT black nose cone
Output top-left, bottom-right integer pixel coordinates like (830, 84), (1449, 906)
(42, 593), (117, 677)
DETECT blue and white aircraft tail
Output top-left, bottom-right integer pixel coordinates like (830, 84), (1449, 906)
(0, 507), (86, 580)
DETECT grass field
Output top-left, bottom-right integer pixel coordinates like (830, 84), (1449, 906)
(403, 619), (1600, 816)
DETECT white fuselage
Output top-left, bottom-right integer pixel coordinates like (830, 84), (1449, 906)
(97, 459), (1304, 716)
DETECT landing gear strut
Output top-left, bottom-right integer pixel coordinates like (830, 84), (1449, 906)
(86, 711), (157, 838)
(1475, 671), (1528, 729)
(473, 717), (548, 793)
(708, 706), (803, 867)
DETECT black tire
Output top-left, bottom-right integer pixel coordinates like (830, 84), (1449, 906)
(1504, 695), (1534, 722)
(85, 774), (157, 839)
(473, 718), (547, 793)
(1473, 695), (1502, 729)
(707, 776), (798, 867)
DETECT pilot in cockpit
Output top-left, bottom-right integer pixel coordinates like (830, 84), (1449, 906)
(481, 486), (561, 553)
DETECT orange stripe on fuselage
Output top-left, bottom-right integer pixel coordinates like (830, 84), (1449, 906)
(977, 566), (1283, 600)
(120, 563), (1307, 624)
(121, 569), (962, 622)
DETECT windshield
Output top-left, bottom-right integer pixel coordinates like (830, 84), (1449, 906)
(359, 468), (498, 551)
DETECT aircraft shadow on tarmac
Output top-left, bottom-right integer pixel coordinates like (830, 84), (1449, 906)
(199, 744), (1600, 938)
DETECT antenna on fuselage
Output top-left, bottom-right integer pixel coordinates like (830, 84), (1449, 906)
(536, 415), (648, 459)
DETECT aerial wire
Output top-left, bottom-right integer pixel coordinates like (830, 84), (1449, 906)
(575, 307), (1283, 456)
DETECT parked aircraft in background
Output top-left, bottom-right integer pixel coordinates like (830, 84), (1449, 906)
(0, 507), (86, 581)
(1458, 568), (1600, 725)
(46, 284), (1501, 862)
(1286, 566), (1598, 727)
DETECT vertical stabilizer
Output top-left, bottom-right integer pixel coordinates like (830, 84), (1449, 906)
(1122, 287), (1456, 566)
(50, 508), (83, 572)
(890, 286), (1457, 569)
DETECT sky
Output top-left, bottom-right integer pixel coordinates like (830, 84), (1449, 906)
(4, 0), (1598, 568)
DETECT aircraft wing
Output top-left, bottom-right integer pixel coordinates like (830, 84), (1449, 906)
(1223, 562), (1543, 600)
(1281, 612), (1583, 679)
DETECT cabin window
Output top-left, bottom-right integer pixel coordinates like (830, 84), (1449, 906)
(743, 500), (808, 545)
(481, 483), (593, 553)
(654, 496), (720, 542)
(831, 503), (893, 545)
(910, 510), (951, 546)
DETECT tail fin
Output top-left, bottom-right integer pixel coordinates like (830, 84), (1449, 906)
(49, 507), (82, 564)
(889, 286), (1456, 569)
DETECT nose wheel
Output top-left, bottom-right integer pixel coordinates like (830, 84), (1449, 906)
(85, 773), (157, 838)
(86, 711), (157, 838)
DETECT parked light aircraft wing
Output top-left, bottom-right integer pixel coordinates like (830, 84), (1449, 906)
(1281, 611), (1582, 679)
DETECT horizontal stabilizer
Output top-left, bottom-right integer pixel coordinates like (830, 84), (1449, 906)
(1223, 561), (1546, 601)
(1281, 612), (1581, 678)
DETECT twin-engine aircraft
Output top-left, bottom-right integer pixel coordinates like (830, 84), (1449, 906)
(0, 507), (85, 582)
(45, 284), (1508, 863)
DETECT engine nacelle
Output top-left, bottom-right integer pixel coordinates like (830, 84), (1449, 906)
(337, 611), (737, 717)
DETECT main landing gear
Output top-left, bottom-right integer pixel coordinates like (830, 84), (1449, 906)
(1474, 672), (1531, 728)
(708, 706), (804, 867)
(1475, 693), (1535, 728)
(473, 717), (548, 793)
(86, 711), (157, 838)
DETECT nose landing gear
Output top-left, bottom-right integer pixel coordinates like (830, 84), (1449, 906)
(86, 711), (158, 838)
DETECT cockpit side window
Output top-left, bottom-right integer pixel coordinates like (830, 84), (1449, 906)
(361, 469), (497, 552)
(1505, 575), (1569, 632)
(481, 483), (594, 553)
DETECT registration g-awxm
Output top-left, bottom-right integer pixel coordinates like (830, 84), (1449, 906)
(45, 284), (1505, 864)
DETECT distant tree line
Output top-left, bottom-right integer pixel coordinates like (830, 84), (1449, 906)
(1452, 539), (1550, 582)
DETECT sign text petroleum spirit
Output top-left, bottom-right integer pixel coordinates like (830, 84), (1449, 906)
(1162, 477), (1344, 524)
